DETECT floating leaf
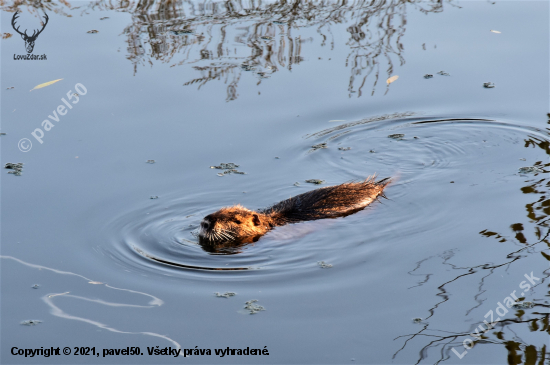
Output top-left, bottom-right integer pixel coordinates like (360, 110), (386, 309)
(2, 33), (12, 39)
(386, 75), (399, 84)
(30, 78), (63, 91)
(490, 30), (501, 34)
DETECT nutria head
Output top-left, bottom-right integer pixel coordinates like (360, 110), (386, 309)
(198, 205), (270, 244)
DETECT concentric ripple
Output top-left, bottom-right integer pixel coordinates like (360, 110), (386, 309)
(103, 115), (550, 280)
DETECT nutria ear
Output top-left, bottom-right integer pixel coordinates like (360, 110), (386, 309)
(252, 214), (261, 226)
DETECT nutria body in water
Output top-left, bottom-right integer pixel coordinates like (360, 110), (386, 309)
(198, 176), (390, 248)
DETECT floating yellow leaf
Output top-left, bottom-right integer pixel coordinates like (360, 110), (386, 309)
(490, 30), (501, 34)
(1, 33), (12, 39)
(30, 78), (63, 91)
(387, 75), (399, 84)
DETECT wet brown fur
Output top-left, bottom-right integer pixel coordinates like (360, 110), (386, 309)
(199, 176), (390, 245)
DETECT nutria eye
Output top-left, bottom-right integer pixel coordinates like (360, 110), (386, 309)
(234, 219), (242, 224)
(201, 222), (209, 229)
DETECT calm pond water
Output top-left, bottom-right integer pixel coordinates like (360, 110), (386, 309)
(1, 1), (549, 364)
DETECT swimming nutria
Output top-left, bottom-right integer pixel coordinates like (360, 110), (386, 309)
(198, 176), (390, 247)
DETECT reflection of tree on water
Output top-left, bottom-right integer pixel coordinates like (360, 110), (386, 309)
(87, 0), (452, 101)
(0, 0), (72, 17)
(395, 121), (550, 364)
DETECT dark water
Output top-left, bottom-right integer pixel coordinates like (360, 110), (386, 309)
(1, 1), (549, 364)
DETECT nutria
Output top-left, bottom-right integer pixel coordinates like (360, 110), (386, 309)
(198, 176), (390, 248)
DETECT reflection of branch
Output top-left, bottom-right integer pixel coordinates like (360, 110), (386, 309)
(87, 0), (454, 101)
(1, 255), (183, 355)
(394, 164), (550, 363)
(1, 0), (72, 17)
(395, 310), (550, 365)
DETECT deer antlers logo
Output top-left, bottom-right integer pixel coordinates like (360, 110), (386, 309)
(11, 11), (49, 54)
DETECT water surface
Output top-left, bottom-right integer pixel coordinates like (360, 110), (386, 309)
(1, 1), (549, 364)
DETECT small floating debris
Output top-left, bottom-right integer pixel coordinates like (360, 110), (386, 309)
(2, 32), (13, 39)
(5, 162), (23, 169)
(305, 179), (324, 185)
(369, 149), (375, 153)
(260, 36), (273, 40)
(88, 281), (103, 285)
(100, 17), (109, 20)
(171, 29), (194, 35)
(5, 162), (23, 176)
(518, 166), (542, 174)
(146, 159), (155, 164)
(21, 320), (42, 326)
(388, 134), (405, 140)
(215, 292), (236, 298)
(0, 133), (6, 135)
(6, 86), (14, 90)
(244, 300), (265, 314)
(217, 169), (245, 176)
(241, 64), (254, 71)
(483, 82), (495, 88)
(437, 71), (450, 76)
(150, 196), (159, 199)
(293, 182), (300, 186)
(519, 158), (526, 161)
(414, 136), (419, 139)
(210, 162), (246, 175)
(31, 284), (40, 289)
(317, 261), (333, 269)
(211, 163), (239, 169)
(424, 74), (433, 79)
(412, 317), (423, 323)
(450, 181), (455, 183)
(338, 147), (351, 151)
(275, 157), (280, 159)
(87, 30), (99, 34)
(273, 20), (285, 24)
(490, 30), (501, 34)
(512, 301), (534, 309)
(311, 142), (328, 151)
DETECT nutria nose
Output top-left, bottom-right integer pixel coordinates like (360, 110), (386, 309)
(201, 221), (209, 230)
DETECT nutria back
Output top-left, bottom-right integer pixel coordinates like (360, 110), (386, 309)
(260, 176), (390, 225)
(198, 176), (390, 250)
